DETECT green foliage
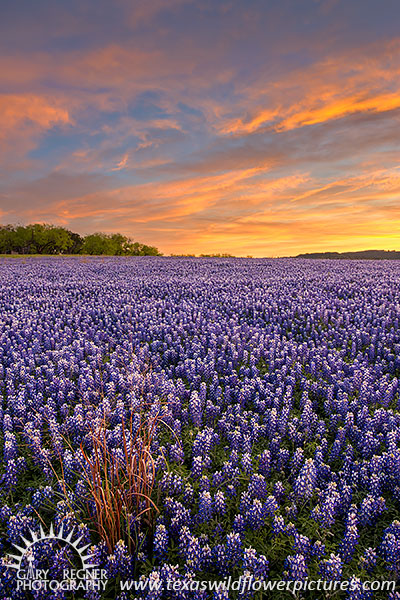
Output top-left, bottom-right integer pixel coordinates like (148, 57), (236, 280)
(128, 240), (161, 256)
(0, 223), (162, 256)
(81, 232), (161, 256)
(0, 223), (75, 254)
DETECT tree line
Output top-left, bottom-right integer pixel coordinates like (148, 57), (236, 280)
(295, 250), (400, 260)
(0, 224), (162, 256)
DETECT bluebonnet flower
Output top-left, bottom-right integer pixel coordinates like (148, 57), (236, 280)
(0, 504), (12, 523)
(246, 499), (265, 530)
(170, 442), (184, 463)
(6, 514), (38, 544)
(340, 483), (353, 513)
(346, 576), (373, 600)
(143, 570), (163, 600)
(154, 522), (168, 559)
(311, 483), (340, 528)
(198, 491), (213, 522)
(283, 553), (308, 581)
(359, 547), (377, 573)
(285, 502), (298, 521)
(3, 431), (18, 461)
(248, 473), (268, 500)
(272, 515), (286, 536)
(222, 460), (240, 481)
(358, 495), (387, 526)
(1, 456), (26, 492)
(339, 505), (359, 563)
(213, 544), (228, 575)
(31, 485), (53, 509)
(199, 475), (210, 492)
(214, 491), (226, 515)
(292, 533), (311, 556)
(212, 590), (230, 600)
(106, 540), (133, 578)
(258, 450), (271, 477)
(286, 521), (298, 537)
(226, 484), (237, 498)
(179, 527), (204, 572)
(293, 458), (317, 500)
(212, 470), (226, 487)
(189, 391), (203, 427)
(379, 520), (400, 573)
(360, 430), (380, 459)
(183, 484), (194, 504)
(276, 448), (290, 471)
(239, 491), (253, 514)
(233, 514), (246, 534)
(273, 480), (285, 501)
(89, 541), (109, 568)
(164, 497), (191, 534)
(311, 540), (326, 558)
(241, 452), (253, 474)
(191, 456), (203, 480)
(319, 553), (343, 580)
(263, 495), (279, 517)
(330, 427), (346, 461)
(2, 254), (400, 595)
(243, 547), (269, 579)
(226, 532), (242, 565)
(369, 472), (381, 497)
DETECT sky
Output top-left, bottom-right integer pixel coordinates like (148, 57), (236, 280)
(1, 0), (400, 257)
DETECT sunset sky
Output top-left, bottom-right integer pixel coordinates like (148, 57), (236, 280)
(1, 0), (400, 256)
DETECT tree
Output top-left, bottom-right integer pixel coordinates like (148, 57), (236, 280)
(0, 225), (16, 253)
(24, 224), (74, 254)
(81, 233), (162, 256)
(126, 241), (161, 256)
(81, 233), (110, 255)
(0, 223), (162, 256)
(13, 225), (34, 254)
(67, 231), (84, 254)
(108, 233), (131, 255)
(80, 232), (135, 255)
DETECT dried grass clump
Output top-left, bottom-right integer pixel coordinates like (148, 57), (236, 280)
(78, 411), (161, 552)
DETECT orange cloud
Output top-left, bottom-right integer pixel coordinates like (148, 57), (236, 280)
(278, 92), (400, 131)
(0, 95), (70, 135)
(0, 94), (72, 170)
(219, 108), (280, 135)
(214, 38), (400, 136)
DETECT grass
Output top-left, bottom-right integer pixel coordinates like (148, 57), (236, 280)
(81, 411), (160, 553)
(49, 408), (165, 554)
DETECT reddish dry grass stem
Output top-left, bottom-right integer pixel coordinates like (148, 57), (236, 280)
(77, 411), (161, 553)
(43, 406), (166, 554)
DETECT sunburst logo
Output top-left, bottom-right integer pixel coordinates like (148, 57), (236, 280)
(6, 523), (98, 572)
(4, 521), (108, 593)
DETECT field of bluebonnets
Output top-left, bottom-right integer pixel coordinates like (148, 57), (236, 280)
(1, 256), (400, 600)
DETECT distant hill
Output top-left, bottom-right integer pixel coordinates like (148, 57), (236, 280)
(295, 250), (400, 260)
